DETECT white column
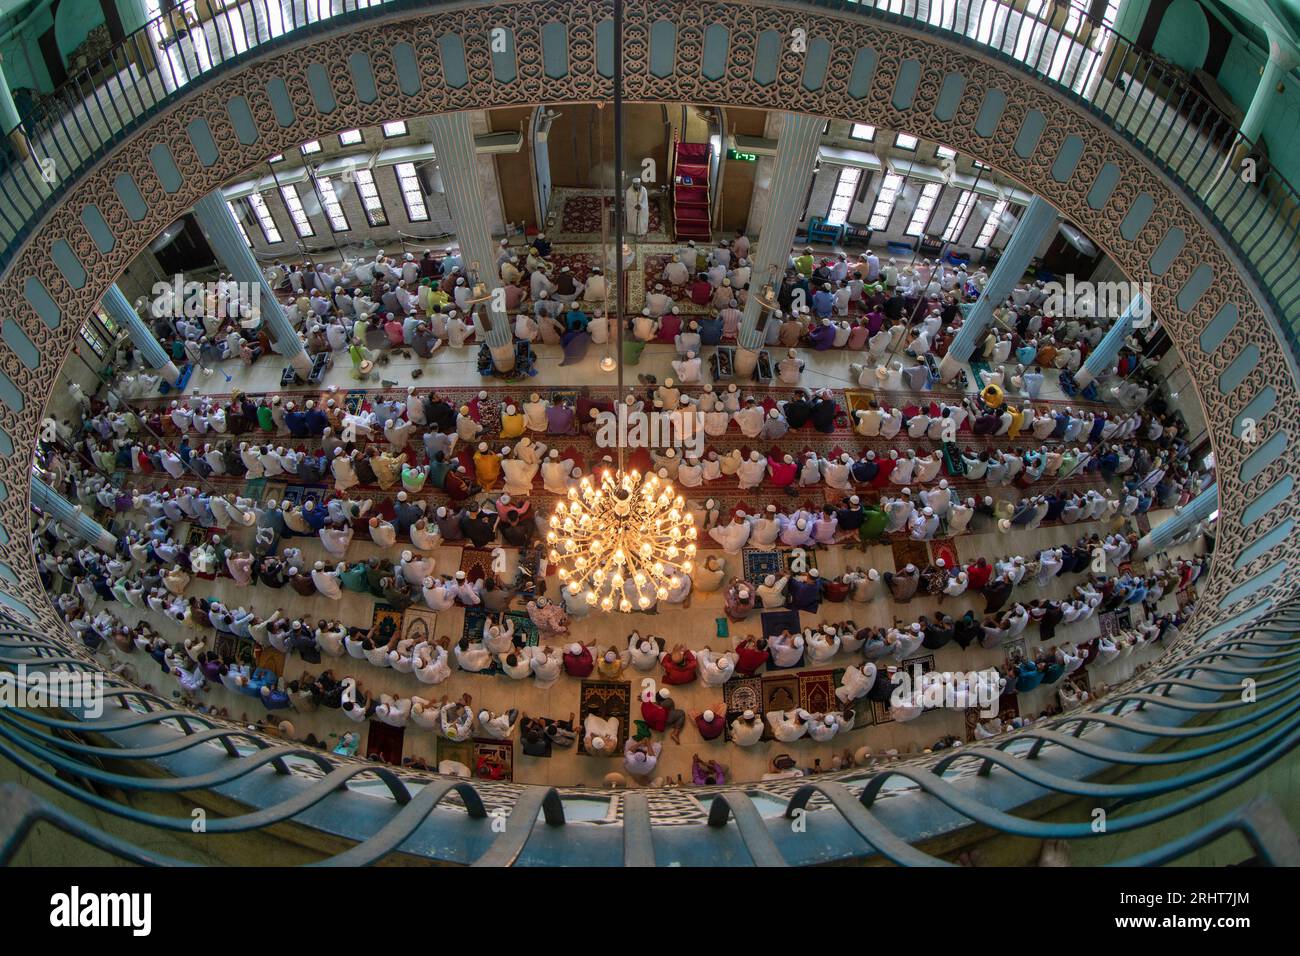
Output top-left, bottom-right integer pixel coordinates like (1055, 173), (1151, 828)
(1134, 483), (1218, 560)
(939, 196), (1059, 382)
(428, 112), (515, 372)
(1074, 292), (1147, 390)
(31, 476), (118, 552)
(102, 285), (180, 384)
(192, 191), (313, 376)
(733, 112), (826, 376)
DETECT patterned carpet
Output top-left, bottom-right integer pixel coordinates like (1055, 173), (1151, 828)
(577, 679), (631, 755)
(561, 193), (662, 236)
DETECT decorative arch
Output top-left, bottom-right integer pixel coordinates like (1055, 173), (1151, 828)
(0, 0), (1295, 644)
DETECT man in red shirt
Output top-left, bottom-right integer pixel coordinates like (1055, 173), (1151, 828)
(563, 641), (594, 678)
(768, 454), (798, 490)
(640, 687), (687, 743)
(661, 644), (698, 685)
(690, 274), (713, 306)
(691, 705), (726, 741)
(734, 637), (769, 675)
(965, 557), (993, 592)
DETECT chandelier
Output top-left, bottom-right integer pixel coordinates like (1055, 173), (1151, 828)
(547, 469), (697, 612)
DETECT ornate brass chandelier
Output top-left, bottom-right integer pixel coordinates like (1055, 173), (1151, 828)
(547, 469), (697, 612)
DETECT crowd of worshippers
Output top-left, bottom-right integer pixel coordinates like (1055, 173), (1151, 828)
(35, 456), (1205, 774)
(53, 351), (1197, 533)
(127, 225), (1141, 396)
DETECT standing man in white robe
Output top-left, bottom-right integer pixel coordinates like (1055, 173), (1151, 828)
(625, 177), (650, 236)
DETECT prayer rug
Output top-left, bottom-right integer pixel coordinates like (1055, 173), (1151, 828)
(843, 389), (877, 418)
(577, 680), (631, 755)
(997, 692), (1021, 724)
(930, 538), (960, 570)
(514, 546), (543, 600)
(437, 738), (473, 775)
(365, 720), (405, 765)
(1002, 637), (1028, 667)
(243, 477), (266, 503)
(344, 389), (366, 414)
(1135, 511), (1151, 535)
(278, 484), (314, 507)
(562, 194), (662, 235)
(462, 607), (539, 675)
(871, 653), (935, 724)
(473, 738), (514, 781)
(833, 667), (875, 728)
(474, 397), (502, 436)
(722, 675), (763, 742)
(400, 607), (439, 646)
(1177, 586), (1197, 610)
(369, 604), (403, 645)
(760, 609), (802, 646)
(760, 673), (801, 736)
(742, 549), (782, 586)
(890, 539), (930, 573)
(963, 707), (983, 742)
(798, 669), (838, 716)
(783, 548), (817, 576)
(253, 647), (284, 676)
(1097, 610), (1120, 638)
(458, 547), (495, 583)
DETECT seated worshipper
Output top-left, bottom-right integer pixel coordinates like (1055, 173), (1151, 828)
(640, 686), (687, 744)
(724, 580), (757, 621)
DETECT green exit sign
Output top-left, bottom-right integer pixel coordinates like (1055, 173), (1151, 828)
(727, 148), (757, 162)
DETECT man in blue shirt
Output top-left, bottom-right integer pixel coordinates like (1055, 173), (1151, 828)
(697, 313), (723, 345)
(564, 306), (589, 334)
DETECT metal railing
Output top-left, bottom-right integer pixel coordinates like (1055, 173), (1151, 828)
(0, 0), (1298, 348)
(1, 602), (1298, 865)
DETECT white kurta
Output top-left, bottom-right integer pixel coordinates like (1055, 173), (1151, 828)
(625, 184), (650, 235)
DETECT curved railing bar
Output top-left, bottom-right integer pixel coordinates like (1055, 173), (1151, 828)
(620, 791), (657, 866)
(914, 711), (1300, 802)
(0, 730), (432, 836)
(705, 791), (787, 867)
(0, 719), (368, 794)
(1113, 796), (1300, 867)
(471, 786), (567, 867)
(310, 778), (491, 867)
(0, 710), (275, 760)
(852, 723), (1300, 841)
(940, 694), (1300, 776)
(784, 781), (954, 866)
(0, 783), (194, 867)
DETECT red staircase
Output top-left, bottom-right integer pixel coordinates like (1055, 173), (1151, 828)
(672, 141), (712, 242)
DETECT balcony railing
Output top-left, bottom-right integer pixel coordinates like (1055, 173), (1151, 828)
(2, 603), (1298, 865)
(0, 0), (1297, 354)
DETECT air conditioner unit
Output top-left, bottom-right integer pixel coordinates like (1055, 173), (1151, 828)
(474, 131), (523, 154)
(729, 133), (778, 157)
